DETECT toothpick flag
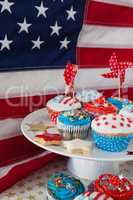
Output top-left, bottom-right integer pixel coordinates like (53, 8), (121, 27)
(64, 63), (78, 95)
(102, 52), (132, 86)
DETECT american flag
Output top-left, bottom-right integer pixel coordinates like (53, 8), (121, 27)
(0, 0), (85, 70)
(1, 0), (133, 191)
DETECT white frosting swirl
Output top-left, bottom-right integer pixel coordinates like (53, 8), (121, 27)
(120, 105), (133, 121)
(46, 95), (81, 112)
(91, 114), (133, 136)
(76, 90), (102, 103)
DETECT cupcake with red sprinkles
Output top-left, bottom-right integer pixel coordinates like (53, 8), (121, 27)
(95, 174), (133, 200)
(91, 114), (133, 152)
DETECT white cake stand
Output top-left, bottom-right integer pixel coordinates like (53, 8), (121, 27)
(21, 108), (133, 181)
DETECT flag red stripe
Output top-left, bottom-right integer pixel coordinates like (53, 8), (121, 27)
(0, 94), (56, 120)
(84, 1), (133, 27)
(0, 152), (59, 193)
(0, 135), (44, 166)
(77, 47), (133, 67)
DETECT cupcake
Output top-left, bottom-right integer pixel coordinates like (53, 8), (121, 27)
(91, 114), (133, 152)
(76, 89), (102, 103)
(47, 172), (85, 200)
(74, 191), (113, 200)
(107, 97), (131, 110)
(119, 104), (133, 122)
(95, 174), (133, 200)
(84, 97), (117, 117)
(57, 109), (91, 140)
(46, 95), (81, 124)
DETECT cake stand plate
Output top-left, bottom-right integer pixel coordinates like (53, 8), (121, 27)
(21, 108), (133, 180)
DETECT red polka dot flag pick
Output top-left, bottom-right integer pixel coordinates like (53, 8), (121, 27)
(101, 52), (132, 86)
(64, 63), (78, 87)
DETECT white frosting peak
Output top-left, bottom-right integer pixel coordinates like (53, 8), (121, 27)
(46, 95), (81, 112)
(91, 114), (133, 136)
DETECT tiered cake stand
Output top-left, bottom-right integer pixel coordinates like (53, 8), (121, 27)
(21, 108), (133, 181)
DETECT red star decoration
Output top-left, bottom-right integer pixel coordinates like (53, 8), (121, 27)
(102, 52), (132, 86)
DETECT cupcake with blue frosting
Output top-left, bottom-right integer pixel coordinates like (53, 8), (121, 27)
(107, 97), (131, 110)
(120, 104), (133, 122)
(91, 114), (133, 152)
(47, 172), (85, 200)
(57, 109), (91, 140)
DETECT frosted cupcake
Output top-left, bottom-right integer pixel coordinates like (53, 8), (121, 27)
(74, 191), (113, 200)
(84, 97), (117, 117)
(57, 109), (91, 140)
(76, 89), (102, 103)
(95, 174), (133, 200)
(46, 95), (81, 124)
(107, 97), (131, 110)
(91, 114), (133, 152)
(47, 172), (85, 200)
(120, 104), (133, 122)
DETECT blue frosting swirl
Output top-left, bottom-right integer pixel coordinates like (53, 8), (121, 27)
(47, 172), (85, 200)
(58, 110), (91, 126)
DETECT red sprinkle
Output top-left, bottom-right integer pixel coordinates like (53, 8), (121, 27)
(121, 118), (125, 122)
(113, 117), (117, 120)
(120, 123), (124, 127)
(127, 124), (131, 127)
(112, 125), (117, 129)
(105, 122), (109, 125)
(97, 123), (101, 126)
(103, 117), (107, 120)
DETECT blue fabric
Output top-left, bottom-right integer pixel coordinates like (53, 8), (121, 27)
(0, 0), (86, 71)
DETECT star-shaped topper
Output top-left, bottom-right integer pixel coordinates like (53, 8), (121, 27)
(102, 52), (132, 86)
(27, 123), (54, 132)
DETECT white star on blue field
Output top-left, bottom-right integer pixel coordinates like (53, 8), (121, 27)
(0, 0), (86, 71)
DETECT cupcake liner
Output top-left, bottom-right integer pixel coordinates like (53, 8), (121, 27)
(57, 121), (90, 140)
(92, 130), (133, 152)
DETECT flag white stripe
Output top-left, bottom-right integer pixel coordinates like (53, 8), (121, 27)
(0, 118), (22, 140)
(92, 0), (133, 7)
(0, 68), (133, 100)
(77, 25), (133, 48)
(0, 151), (50, 178)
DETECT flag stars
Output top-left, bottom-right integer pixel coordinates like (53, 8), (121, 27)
(66, 6), (77, 21)
(0, 34), (13, 50)
(35, 1), (48, 18)
(17, 17), (32, 33)
(0, 0), (14, 14)
(60, 37), (70, 49)
(32, 36), (44, 50)
(50, 21), (62, 36)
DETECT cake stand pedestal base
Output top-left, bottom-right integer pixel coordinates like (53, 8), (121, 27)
(68, 157), (120, 180)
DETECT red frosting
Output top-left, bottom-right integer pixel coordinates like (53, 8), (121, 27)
(36, 133), (62, 142)
(95, 174), (133, 200)
(84, 97), (117, 116)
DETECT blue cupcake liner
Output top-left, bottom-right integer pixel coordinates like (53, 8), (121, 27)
(92, 130), (133, 152)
